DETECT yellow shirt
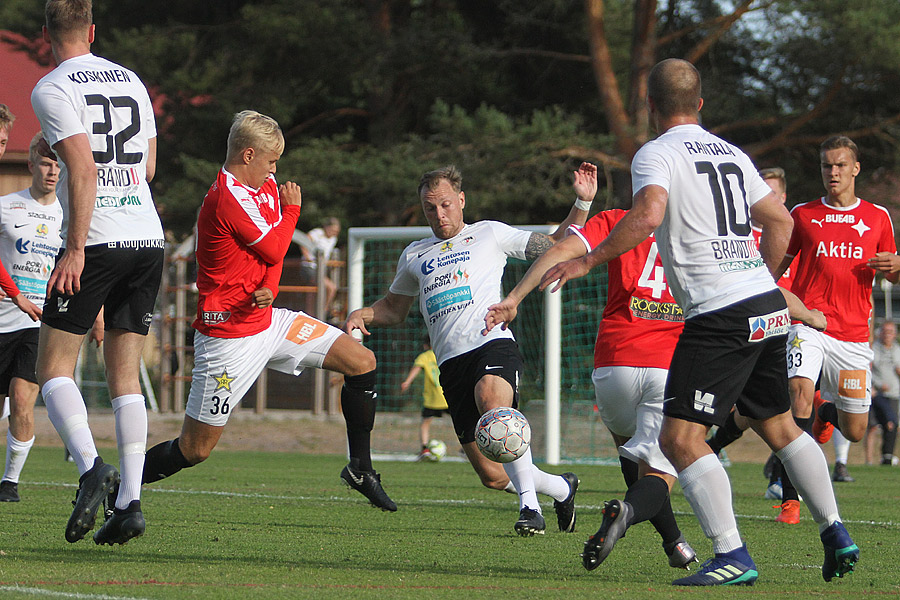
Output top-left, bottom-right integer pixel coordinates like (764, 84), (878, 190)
(414, 350), (448, 410)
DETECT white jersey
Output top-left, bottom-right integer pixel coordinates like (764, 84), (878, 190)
(390, 221), (532, 365)
(631, 124), (776, 318)
(0, 189), (63, 332)
(302, 227), (338, 267)
(31, 53), (163, 246)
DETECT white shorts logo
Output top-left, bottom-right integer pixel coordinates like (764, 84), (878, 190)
(693, 390), (716, 414)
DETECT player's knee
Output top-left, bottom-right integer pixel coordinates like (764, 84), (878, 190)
(179, 441), (212, 465)
(346, 348), (376, 376)
(481, 475), (509, 491)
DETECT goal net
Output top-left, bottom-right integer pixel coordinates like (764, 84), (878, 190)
(348, 226), (619, 464)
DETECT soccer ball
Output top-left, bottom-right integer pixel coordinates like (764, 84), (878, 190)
(475, 407), (531, 463)
(426, 439), (447, 461)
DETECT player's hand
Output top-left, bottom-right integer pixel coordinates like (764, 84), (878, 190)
(400, 381), (411, 393)
(252, 287), (274, 308)
(867, 252), (900, 273)
(539, 256), (591, 293)
(483, 298), (519, 334)
(573, 162), (598, 203)
(344, 308), (370, 336)
(804, 309), (827, 332)
(279, 181), (302, 208)
(11, 293), (41, 322)
(47, 248), (84, 296)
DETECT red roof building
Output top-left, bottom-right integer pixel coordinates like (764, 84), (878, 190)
(1, 31), (54, 195)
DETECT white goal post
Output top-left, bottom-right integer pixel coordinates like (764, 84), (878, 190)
(348, 226), (564, 465)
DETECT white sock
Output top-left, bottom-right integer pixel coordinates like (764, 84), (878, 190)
(502, 446), (541, 512)
(4, 431), (35, 483)
(111, 394), (147, 509)
(833, 429), (851, 464)
(42, 377), (97, 475)
(678, 453), (743, 554)
(530, 464), (570, 502)
(777, 433), (840, 531)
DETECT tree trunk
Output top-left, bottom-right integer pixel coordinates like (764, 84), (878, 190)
(585, 0), (639, 159)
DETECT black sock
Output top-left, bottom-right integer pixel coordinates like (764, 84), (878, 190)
(648, 491), (682, 545)
(794, 414), (813, 434)
(707, 411), (744, 454)
(619, 456), (639, 487)
(819, 401), (839, 426)
(883, 424), (897, 458)
(142, 438), (192, 484)
(623, 475), (669, 527)
(342, 370), (377, 472)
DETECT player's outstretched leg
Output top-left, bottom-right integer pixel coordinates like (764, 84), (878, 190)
(663, 534), (698, 569)
(142, 438), (193, 484)
(339, 370), (396, 511)
(66, 456), (119, 543)
(582, 499), (632, 570)
(93, 500), (145, 545)
(820, 521), (859, 581)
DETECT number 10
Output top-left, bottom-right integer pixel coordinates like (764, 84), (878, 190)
(695, 161), (750, 237)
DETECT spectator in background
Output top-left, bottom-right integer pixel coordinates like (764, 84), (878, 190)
(299, 217), (341, 317)
(868, 320), (900, 465)
(399, 337), (450, 460)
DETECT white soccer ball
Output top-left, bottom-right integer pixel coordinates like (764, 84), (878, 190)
(426, 439), (447, 461)
(475, 407), (531, 463)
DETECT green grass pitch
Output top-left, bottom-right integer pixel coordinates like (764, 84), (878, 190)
(0, 447), (897, 599)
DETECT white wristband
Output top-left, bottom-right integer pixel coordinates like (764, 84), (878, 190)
(574, 198), (592, 211)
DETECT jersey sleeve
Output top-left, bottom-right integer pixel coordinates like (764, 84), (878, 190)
(413, 352), (429, 370)
(388, 245), (419, 297)
(221, 181), (300, 265)
(876, 206), (897, 254)
(486, 221), (532, 260)
(31, 81), (86, 147)
(785, 205), (803, 258)
(569, 210), (624, 252)
(631, 143), (673, 194)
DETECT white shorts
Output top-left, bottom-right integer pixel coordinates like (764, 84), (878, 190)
(592, 366), (676, 477)
(186, 308), (343, 426)
(786, 324), (872, 414)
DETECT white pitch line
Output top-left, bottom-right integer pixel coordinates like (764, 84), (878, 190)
(0, 585), (151, 600)
(24, 481), (899, 527)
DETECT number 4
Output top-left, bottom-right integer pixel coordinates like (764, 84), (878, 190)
(637, 241), (668, 299)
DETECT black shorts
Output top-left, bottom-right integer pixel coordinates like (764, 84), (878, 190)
(421, 407), (449, 419)
(664, 289), (791, 427)
(0, 328), (39, 394)
(42, 243), (164, 336)
(438, 339), (523, 444)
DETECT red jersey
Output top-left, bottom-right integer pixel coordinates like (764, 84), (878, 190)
(570, 210), (683, 369)
(0, 262), (19, 298)
(787, 197), (896, 342)
(751, 226), (795, 290)
(193, 169), (300, 338)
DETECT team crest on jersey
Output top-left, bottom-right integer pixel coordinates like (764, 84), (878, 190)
(440, 241), (453, 253)
(747, 309), (790, 342)
(851, 219), (870, 237)
(35, 223), (49, 237)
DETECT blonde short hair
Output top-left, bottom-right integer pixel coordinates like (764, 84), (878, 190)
(45, 0), (92, 43)
(226, 110), (284, 163)
(29, 132), (55, 164)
